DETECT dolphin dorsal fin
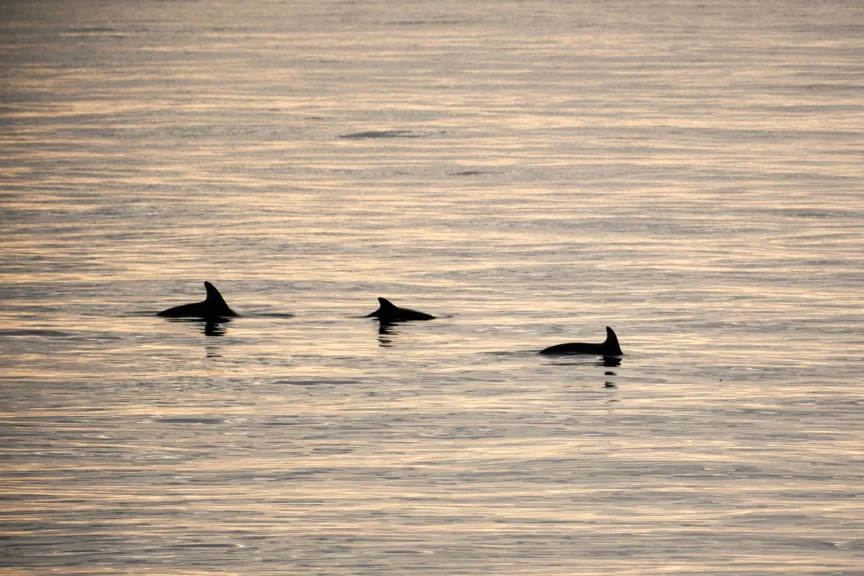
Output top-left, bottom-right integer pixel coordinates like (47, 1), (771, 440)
(604, 326), (622, 355)
(204, 281), (229, 307)
(202, 281), (238, 317)
(204, 281), (224, 302)
(378, 297), (396, 309)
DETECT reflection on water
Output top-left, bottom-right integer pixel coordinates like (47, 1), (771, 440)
(340, 130), (422, 140)
(541, 355), (623, 368)
(204, 321), (227, 337)
(376, 320), (399, 348)
(1, 0), (862, 574)
(163, 317), (232, 337)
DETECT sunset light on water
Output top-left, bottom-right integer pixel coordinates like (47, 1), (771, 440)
(1, 1), (862, 574)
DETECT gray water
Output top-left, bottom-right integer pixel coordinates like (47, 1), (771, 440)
(1, 0), (863, 574)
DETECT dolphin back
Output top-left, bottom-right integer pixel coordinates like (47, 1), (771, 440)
(367, 297), (435, 321)
(157, 302), (205, 317)
(540, 326), (623, 356)
(157, 281), (238, 318)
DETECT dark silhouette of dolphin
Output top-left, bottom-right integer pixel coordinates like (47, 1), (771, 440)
(365, 297), (435, 322)
(157, 282), (239, 319)
(540, 326), (622, 356)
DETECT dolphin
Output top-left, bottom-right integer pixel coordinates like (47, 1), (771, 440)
(539, 326), (622, 356)
(157, 281), (239, 319)
(365, 297), (435, 322)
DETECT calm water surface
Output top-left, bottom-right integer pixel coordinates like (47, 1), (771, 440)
(1, 0), (863, 574)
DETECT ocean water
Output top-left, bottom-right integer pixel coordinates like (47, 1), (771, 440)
(1, 0), (863, 574)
